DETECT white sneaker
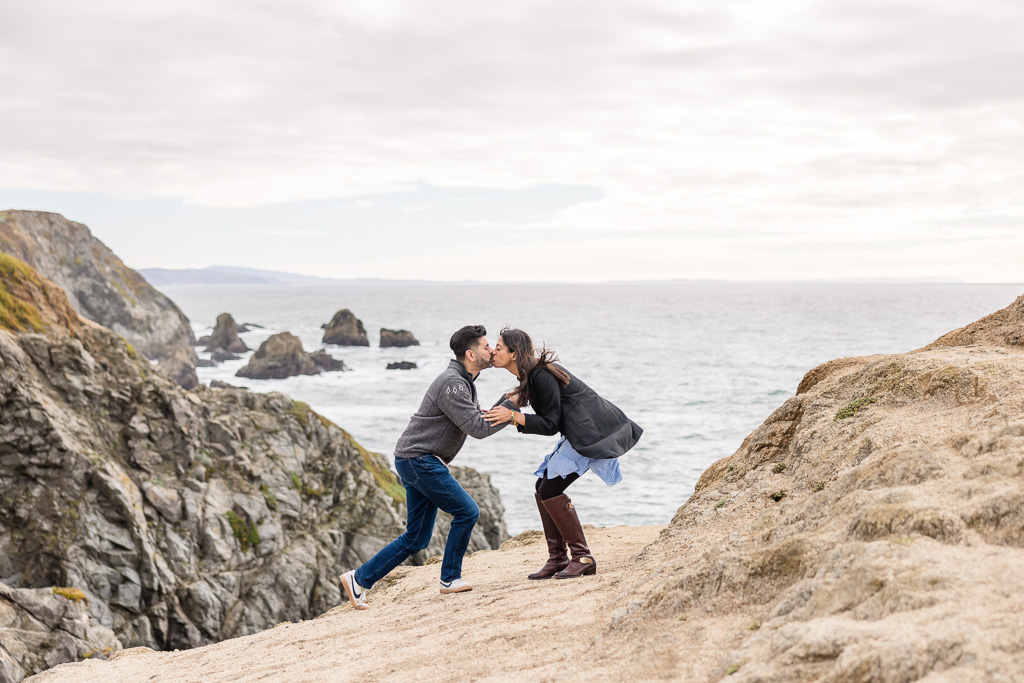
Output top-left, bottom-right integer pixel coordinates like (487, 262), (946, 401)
(340, 570), (368, 610)
(439, 578), (473, 594)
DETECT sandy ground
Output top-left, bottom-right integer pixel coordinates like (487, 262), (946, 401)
(31, 526), (668, 683)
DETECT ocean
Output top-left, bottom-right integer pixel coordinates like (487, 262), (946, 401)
(162, 282), (1023, 534)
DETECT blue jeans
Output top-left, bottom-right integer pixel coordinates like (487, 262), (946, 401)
(354, 455), (480, 588)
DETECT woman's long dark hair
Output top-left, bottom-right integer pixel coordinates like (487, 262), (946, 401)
(500, 327), (570, 407)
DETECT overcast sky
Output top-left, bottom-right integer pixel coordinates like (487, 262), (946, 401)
(1, 0), (1023, 282)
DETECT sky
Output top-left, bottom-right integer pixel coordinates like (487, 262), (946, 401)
(1, 0), (1023, 282)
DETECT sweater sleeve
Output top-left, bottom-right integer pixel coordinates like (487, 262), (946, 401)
(519, 369), (561, 436)
(435, 380), (511, 439)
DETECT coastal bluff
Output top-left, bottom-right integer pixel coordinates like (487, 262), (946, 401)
(0, 254), (507, 683)
(31, 293), (1024, 682)
(0, 211), (194, 362)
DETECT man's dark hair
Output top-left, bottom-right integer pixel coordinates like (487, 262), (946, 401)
(450, 325), (487, 360)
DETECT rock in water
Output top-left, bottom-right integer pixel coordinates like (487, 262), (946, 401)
(0, 255), (507, 678)
(235, 332), (320, 379)
(210, 348), (241, 363)
(386, 361), (417, 370)
(206, 313), (248, 353)
(321, 309), (369, 346)
(0, 210), (194, 361)
(380, 328), (419, 348)
(310, 349), (347, 372)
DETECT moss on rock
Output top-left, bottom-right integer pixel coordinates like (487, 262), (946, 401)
(224, 510), (260, 553)
(51, 586), (88, 605)
(0, 252), (46, 332)
(341, 428), (406, 504)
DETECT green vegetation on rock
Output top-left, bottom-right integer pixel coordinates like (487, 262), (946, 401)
(287, 401), (312, 429)
(260, 484), (278, 511)
(290, 471), (324, 499)
(835, 396), (877, 421)
(341, 428), (406, 504)
(0, 253), (45, 333)
(224, 510), (260, 553)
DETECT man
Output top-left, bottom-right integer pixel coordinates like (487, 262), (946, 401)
(340, 324), (515, 609)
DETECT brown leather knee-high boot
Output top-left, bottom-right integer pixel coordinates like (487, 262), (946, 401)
(528, 493), (569, 580)
(542, 494), (597, 579)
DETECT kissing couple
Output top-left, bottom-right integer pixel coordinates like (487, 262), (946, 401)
(341, 324), (642, 609)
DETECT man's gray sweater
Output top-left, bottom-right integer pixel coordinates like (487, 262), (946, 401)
(394, 360), (515, 464)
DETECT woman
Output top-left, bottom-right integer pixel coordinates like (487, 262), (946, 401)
(484, 327), (642, 579)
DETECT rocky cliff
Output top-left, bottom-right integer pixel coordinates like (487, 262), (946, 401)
(0, 211), (194, 361)
(0, 255), (506, 682)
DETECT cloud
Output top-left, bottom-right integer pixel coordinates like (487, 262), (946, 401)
(1, 0), (1023, 281)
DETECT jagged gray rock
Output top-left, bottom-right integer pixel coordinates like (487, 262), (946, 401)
(449, 466), (508, 550)
(159, 348), (200, 390)
(0, 210), (194, 361)
(205, 313), (248, 354)
(235, 332), (319, 380)
(322, 309), (368, 346)
(386, 361), (417, 370)
(0, 582), (122, 682)
(380, 328), (419, 348)
(0, 256), (508, 679)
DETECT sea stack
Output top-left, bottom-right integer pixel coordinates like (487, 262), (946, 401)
(206, 313), (249, 353)
(311, 349), (347, 372)
(322, 309), (369, 346)
(236, 332), (319, 379)
(380, 328), (419, 348)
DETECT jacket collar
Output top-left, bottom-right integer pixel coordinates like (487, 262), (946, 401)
(449, 358), (477, 384)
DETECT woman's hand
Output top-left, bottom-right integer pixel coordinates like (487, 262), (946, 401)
(484, 406), (515, 425)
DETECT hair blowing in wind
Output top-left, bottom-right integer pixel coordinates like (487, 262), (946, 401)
(499, 327), (570, 407)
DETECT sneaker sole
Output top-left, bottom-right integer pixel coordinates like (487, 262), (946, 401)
(439, 585), (473, 594)
(339, 574), (369, 610)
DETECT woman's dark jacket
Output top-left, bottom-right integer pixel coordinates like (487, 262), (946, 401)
(517, 364), (642, 459)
